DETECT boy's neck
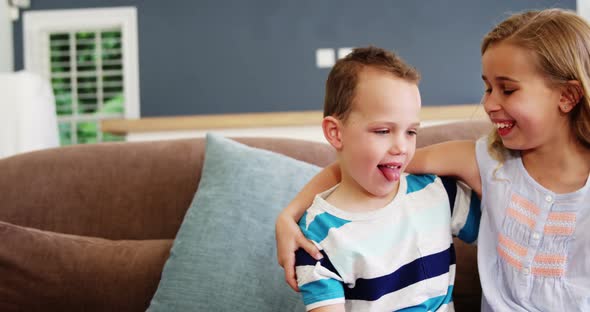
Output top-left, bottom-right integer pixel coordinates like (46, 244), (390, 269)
(324, 176), (401, 212)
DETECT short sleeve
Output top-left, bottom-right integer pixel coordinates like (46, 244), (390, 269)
(440, 176), (481, 244)
(295, 248), (345, 311)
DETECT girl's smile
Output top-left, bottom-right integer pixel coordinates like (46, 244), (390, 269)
(491, 119), (516, 137)
(481, 42), (565, 152)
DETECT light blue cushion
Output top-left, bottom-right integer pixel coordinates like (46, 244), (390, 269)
(148, 133), (320, 311)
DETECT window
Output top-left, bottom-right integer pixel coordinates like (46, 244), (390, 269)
(23, 7), (139, 145)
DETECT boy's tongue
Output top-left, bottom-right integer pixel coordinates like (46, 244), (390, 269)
(378, 165), (400, 182)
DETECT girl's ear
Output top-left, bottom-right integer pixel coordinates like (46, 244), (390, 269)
(322, 116), (343, 150)
(559, 80), (583, 113)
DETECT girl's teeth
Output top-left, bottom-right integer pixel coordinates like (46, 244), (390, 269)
(495, 122), (513, 129)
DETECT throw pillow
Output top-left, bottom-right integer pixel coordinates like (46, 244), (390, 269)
(0, 220), (172, 311)
(148, 133), (321, 311)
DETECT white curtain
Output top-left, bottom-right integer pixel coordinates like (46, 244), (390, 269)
(0, 71), (59, 158)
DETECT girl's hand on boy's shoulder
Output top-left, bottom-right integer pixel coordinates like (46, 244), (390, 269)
(275, 211), (322, 292)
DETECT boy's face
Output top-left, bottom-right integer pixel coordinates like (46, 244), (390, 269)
(336, 67), (421, 199)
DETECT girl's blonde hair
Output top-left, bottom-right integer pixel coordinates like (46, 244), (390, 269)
(481, 9), (590, 161)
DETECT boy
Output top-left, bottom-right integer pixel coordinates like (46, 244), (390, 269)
(294, 47), (478, 311)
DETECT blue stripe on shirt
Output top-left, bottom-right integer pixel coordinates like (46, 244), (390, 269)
(299, 211), (350, 243)
(344, 246), (454, 301)
(457, 191), (481, 243)
(300, 278), (345, 306)
(406, 174), (436, 194)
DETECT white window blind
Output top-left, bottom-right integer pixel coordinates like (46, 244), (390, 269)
(24, 7), (139, 145)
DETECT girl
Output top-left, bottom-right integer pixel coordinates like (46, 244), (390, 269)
(276, 9), (590, 311)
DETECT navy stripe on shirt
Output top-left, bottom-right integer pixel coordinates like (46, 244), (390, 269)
(344, 245), (455, 301)
(440, 176), (457, 216)
(295, 248), (339, 277)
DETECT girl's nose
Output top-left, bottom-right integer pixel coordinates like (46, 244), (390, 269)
(482, 93), (500, 114)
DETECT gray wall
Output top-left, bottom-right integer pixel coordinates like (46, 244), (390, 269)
(13, 0), (576, 117)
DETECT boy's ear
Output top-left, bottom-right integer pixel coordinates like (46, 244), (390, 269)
(559, 80), (583, 113)
(322, 116), (343, 150)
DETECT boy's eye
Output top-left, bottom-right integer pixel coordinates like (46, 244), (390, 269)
(407, 130), (418, 136)
(373, 129), (390, 135)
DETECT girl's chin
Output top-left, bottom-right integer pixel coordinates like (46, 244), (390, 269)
(500, 138), (530, 151)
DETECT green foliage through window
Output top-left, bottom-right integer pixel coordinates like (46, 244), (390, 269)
(50, 29), (126, 145)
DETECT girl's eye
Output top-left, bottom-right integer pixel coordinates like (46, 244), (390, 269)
(483, 87), (515, 95)
(407, 130), (418, 136)
(374, 129), (390, 135)
(503, 89), (515, 95)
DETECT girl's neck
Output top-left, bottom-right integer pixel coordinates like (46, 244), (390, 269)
(521, 136), (590, 194)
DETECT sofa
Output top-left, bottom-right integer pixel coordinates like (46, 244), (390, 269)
(0, 120), (492, 311)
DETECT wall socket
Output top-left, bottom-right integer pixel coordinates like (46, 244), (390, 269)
(315, 48), (335, 68)
(315, 47), (355, 68)
(337, 47), (353, 59)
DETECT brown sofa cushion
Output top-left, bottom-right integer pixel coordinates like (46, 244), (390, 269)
(0, 121), (490, 241)
(452, 238), (481, 310)
(0, 221), (171, 312)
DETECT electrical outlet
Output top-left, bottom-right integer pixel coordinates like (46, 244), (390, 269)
(315, 48), (335, 68)
(337, 47), (354, 59)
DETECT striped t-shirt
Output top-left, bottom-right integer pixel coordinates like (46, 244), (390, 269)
(295, 174), (480, 311)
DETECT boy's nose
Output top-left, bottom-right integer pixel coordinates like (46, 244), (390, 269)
(389, 138), (407, 155)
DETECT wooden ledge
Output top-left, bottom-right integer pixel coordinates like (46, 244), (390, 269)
(102, 104), (487, 135)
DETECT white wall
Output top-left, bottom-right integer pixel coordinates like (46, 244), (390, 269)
(579, 0), (590, 19)
(0, 1), (13, 72)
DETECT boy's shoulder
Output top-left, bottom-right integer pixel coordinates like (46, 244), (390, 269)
(404, 173), (458, 199)
(299, 186), (348, 227)
(298, 199), (351, 244)
(404, 173), (439, 194)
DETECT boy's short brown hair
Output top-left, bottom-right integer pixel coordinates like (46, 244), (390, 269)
(324, 46), (420, 122)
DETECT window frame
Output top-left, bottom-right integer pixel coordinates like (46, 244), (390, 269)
(23, 7), (140, 121)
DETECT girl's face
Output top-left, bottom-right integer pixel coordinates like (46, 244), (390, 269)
(481, 42), (569, 152)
